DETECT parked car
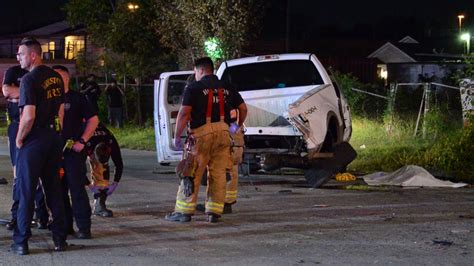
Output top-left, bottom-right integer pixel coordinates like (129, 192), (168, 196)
(154, 53), (354, 186)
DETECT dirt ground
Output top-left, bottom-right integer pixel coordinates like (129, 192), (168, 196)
(0, 144), (473, 265)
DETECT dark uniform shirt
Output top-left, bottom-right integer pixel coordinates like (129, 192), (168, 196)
(106, 85), (123, 108)
(85, 123), (123, 182)
(62, 90), (97, 140)
(19, 65), (65, 128)
(2, 65), (28, 122)
(81, 80), (101, 110)
(182, 74), (244, 129)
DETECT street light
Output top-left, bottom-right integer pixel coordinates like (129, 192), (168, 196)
(461, 32), (471, 54)
(458, 15), (465, 33)
(128, 3), (139, 11)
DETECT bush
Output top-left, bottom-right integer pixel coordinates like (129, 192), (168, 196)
(350, 116), (473, 183)
(331, 71), (387, 119)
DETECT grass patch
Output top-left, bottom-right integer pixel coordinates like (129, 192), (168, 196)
(0, 124), (7, 137)
(109, 125), (156, 151)
(349, 116), (473, 183)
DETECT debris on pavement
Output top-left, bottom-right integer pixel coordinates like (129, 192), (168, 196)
(432, 240), (453, 247)
(312, 204), (329, 208)
(335, 173), (356, 181)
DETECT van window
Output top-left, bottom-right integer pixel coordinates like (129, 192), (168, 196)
(221, 60), (324, 91)
(167, 74), (191, 104)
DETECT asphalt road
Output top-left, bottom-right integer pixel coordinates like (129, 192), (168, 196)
(0, 139), (473, 265)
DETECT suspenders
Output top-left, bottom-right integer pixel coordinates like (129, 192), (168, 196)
(206, 88), (225, 124)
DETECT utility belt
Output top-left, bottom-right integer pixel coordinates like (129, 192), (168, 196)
(34, 116), (61, 134)
(5, 111), (19, 126)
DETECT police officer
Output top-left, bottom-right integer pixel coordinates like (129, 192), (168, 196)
(52, 65), (99, 239)
(11, 37), (67, 255)
(80, 74), (101, 113)
(2, 65), (49, 231)
(165, 57), (247, 223)
(85, 122), (124, 217)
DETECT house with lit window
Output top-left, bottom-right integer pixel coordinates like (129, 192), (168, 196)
(0, 20), (102, 108)
(0, 20), (104, 78)
(367, 36), (465, 84)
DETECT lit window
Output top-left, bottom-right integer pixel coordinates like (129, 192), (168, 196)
(65, 35), (85, 60)
(377, 64), (387, 80)
(40, 41), (55, 59)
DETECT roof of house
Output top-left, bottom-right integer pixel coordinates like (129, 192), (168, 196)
(0, 20), (84, 40)
(368, 35), (463, 63)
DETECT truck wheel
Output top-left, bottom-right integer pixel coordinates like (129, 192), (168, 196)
(304, 167), (333, 188)
(320, 130), (336, 152)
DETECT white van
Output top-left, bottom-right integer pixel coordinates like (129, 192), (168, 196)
(154, 54), (353, 182)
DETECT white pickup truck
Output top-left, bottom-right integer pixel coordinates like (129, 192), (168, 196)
(154, 53), (354, 186)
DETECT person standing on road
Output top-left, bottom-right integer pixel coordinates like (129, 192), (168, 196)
(12, 37), (67, 255)
(224, 110), (245, 213)
(165, 57), (247, 223)
(53, 65), (99, 239)
(105, 79), (124, 128)
(196, 109), (245, 215)
(2, 65), (49, 231)
(80, 74), (101, 113)
(85, 122), (124, 217)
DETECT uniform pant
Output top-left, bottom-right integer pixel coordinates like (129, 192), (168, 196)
(62, 151), (91, 233)
(11, 182), (49, 224)
(108, 107), (123, 128)
(225, 131), (244, 204)
(174, 123), (232, 215)
(13, 128), (66, 245)
(9, 122), (49, 225)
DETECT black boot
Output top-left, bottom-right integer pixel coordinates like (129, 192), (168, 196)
(223, 203), (233, 214)
(207, 213), (220, 223)
(6, 219), (16, 231)
(93, 193), (113, 217)
(165, 212), (191, 222)
(196, 203), (205, 212)
(74, 230), (91, 239)
(10, 243), (29, 255)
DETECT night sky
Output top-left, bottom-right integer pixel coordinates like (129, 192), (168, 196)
(0, 0), (472, 41)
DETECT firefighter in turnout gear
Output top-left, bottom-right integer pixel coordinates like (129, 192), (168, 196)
(85, 123), (123, 218)
(165, 57), (247, 223)
(224, 111), (245, 213)
(196, 110), (245, 214)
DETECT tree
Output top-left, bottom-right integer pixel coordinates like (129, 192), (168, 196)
(65, 0), (174, 125)
(155, 0), (266, 68)
(65, 0), (266, 123)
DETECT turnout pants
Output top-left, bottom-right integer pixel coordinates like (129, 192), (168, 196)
(174, 122), (232, 215)
(13, 128), (66, 245)
(62, 151), (91, 232)
(225, 130), (244, 204)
